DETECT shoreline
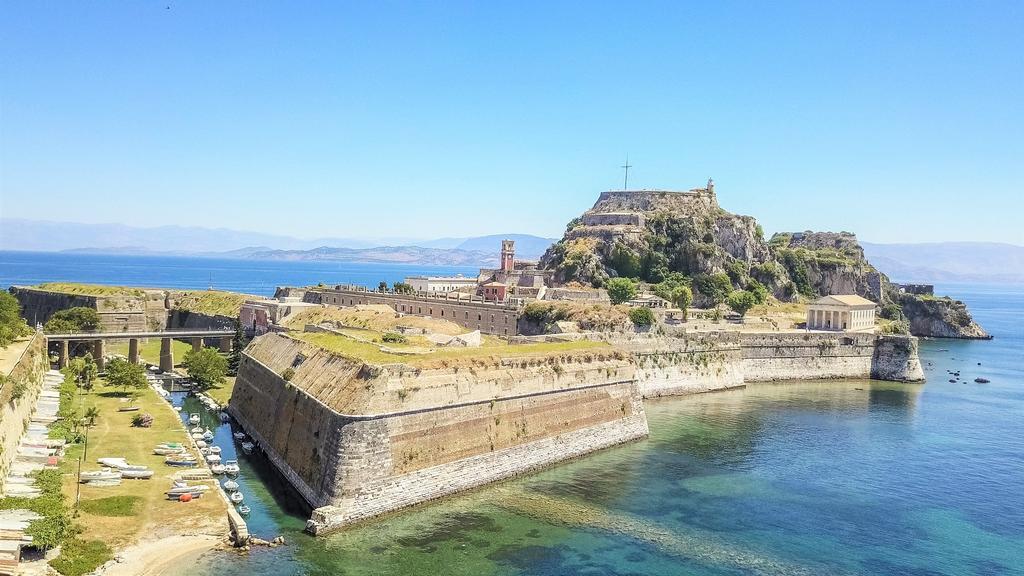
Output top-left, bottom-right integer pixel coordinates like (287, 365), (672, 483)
(95, 534), (225, 576)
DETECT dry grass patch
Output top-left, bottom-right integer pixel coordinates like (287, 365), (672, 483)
(286, 306), (467, 336)
(171, 290), (251, 316)
(36, 282), (146, 298)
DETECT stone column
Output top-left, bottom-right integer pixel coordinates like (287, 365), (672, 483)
(191, 337), (203, 352)
(128, 338), (140, 364)
(93, 340), (105, 371)
(58, 340), (69, 369)
(219, 336), (232, 352)
(159, 338), (174, 372)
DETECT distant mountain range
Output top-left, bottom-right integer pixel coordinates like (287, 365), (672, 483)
(0, 218), (557, 265)
(3, 218), (1021, 280)
(862, 242), (1024, 284)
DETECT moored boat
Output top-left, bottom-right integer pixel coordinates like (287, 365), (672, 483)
(189, 413), (201, 425)
(202, 428), (214, 441)
(210, 463), (226, 475)
(240, 442), (255, 455)
(237, 504), (250, 515)
(229, 491), (244, 504)
(223, 460), (240, 475)
(222, 479), (239, 491)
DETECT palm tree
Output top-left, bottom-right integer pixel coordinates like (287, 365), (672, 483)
(83, 406), (100, 427)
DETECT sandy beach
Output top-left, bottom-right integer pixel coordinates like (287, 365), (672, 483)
(97, 534), (224, 576)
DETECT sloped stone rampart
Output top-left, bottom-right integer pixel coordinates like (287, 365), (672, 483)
(230, 332), (648, 530)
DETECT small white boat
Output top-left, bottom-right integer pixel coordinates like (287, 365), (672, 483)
(165, 455), (198, 467)
(154, 446), (187, 455)
(206, 454), (222, 464)
(189, 413), (200, 425)
(174, 406), (182, 411)
(121, 469), (154, 479)
(97, 457), (148, 471)
(196, 440), (208, 449)
(200, 447), (211, 455)
(222, 479), (239, 491)
(232, 432), (247, 441)
(191, 433), (204, 440)
(210, 463), (226, 475)
(210, 446), (222, 455)
(202, 429), (214, 441)
(190, 426), (204, 434)
(229, 491), (244, 504)
(223, 460), (240, 475)
(240, 442), (255, 455)
(237, 504), (250, 515)
(219, 412), (230, 422)
(80, 468), (122, 483)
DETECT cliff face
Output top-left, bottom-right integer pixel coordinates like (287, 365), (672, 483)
(540, 188), (988, 339)
(897, 293), (990, 339)
(540, 186), (784, 294)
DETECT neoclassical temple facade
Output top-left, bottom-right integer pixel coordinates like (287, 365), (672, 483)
(806, 295), (876, 332)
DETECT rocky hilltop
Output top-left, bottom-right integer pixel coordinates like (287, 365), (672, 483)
(539, 185), (989, 339)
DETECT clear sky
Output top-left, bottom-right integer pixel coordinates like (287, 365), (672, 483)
(1, 1), (1021, 244)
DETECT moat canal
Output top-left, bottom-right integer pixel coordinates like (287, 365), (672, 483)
(172, 284), (1023, 576)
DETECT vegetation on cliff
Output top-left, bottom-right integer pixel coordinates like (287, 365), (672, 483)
(35, 282), (146, 298)
(538, 190), (987, 338)
(43, 307), (100, 333)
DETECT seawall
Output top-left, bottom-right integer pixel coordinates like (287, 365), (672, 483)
(228, 333), (648, 533)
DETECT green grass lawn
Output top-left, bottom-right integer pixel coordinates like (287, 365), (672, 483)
(205, 376), (235, 406)
(58, 377), (225, 555)
(107, 338), (192, 368)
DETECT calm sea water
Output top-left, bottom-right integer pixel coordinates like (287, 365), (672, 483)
(2, 252), (1022, 575)
(0, 251), (478, 296)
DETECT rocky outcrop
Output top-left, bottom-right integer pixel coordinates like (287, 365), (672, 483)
(897, 294), (991, 339)
(539, 187), (988, 340)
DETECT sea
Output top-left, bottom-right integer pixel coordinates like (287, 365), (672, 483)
(2, 251), (1022, 576)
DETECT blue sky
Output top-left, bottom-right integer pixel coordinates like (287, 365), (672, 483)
(1, 1), (1021, 244)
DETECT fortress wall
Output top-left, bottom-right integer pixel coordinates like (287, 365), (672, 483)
(167, 309), (235, 331)
(308, 288), (520, 336)
(309, 381), (647, 533)
(0, 333), (47, 491)
(741, 332), (879, 382)
(230, 333), (648, 533)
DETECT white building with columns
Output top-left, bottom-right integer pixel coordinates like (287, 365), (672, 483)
(806, 295), (876, 332)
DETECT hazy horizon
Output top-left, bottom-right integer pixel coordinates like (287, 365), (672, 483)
(1, 3), (1021, 245)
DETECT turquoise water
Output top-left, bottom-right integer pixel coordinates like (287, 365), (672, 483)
(165, 283), (1023, 576)
(2, 253), (1020, 574)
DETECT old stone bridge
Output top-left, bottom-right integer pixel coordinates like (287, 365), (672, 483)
(46, 329), (235, 372)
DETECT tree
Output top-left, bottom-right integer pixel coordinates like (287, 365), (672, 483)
(694, 273), (733, 305)
(392, 282), (414, 294)
(73, 353), (98, 392)
(670, 286), (693, 320)
(0, 292), (32, 348)
(377, 281), (388, 293)
(726, 290), (758, 321)
(44, 307), (100, 333)
(227, 318), (249, 376)
(182, 347), (228, 391)
(628, 307), (655, 327)
(105, 357), (146, 395)
(746, 278), (769, 305)
(606, 277), (637, 305)
(83, 406), (100, 427)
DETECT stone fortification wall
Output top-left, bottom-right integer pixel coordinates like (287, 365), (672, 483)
(167, 309), (235, 331)
(306, 288), (521, 336)
(591, 189), (718, 213)
(740, 332), (877, 382)
(608, 332), (745, 397)
(229, 332), (648, 531)
(870, 335), (925, 381)
(10, 286), (171, 332)
(581, 212), (645, 227)
(0, 333), (48, 491)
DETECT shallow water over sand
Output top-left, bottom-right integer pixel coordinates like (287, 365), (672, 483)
(175, 284), (1023, 576)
